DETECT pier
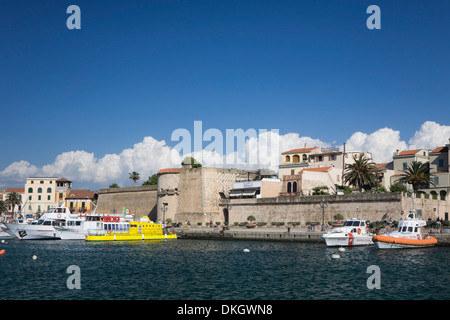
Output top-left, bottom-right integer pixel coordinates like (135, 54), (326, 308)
(173, 227), (450, 247)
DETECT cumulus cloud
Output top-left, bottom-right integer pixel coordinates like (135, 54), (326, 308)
(408, 121), (450, 150)
(345, 127), (408, 163)
(0, 121), (449, 189)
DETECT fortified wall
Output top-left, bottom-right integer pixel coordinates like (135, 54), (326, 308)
(220, 192), (449, 226)
(96, 185), (158, 220)
(157, 165), (259, 224)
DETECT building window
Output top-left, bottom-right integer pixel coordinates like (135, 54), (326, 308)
(47, 195), (51, 201)
(29, 196), (32, 200)
(330, 154), (336, 161)
(287, 182), (292, 193)
(59, 193), (63, 199)
(291, 169), (295, 175)
(318, 155), (323, 162)
(285, 155), (290, 162)
(47, 188), (52, 193)
(28, 187), (33, 193)
(434, 176), (439, 185)
(439, 159), (444, 167)
(293, 182), (298, 193)
(31, 181), (34, 184)
(302, 154), (307, 161)
(38, 188), (42, 193)
(292, 155), (300, 163)
(40, 181), (44, 184)
(403, 162), (407, 171)
(38, 195), (41, 201)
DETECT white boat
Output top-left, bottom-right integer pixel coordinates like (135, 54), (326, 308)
(0, 223), (13, 238)
(373, 210), (437, 249)
(5, 202), (85, 240)
(322, 218), (373, 246)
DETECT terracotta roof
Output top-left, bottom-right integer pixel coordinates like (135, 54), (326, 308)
(282, 147), (320, 155)
(398, 149), (421, 156)
(5, 188), (25, 193)
(56, 178), (72, 182)
(157, 168), (181, 174)
(66, 190), (95, 199)
(431, 146), (448, 153)
(299, 166), (332, 174)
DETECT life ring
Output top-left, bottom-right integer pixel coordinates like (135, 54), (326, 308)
(357, 228), (361, 235)
(57, 214), (62, 218)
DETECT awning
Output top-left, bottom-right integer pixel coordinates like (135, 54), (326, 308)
(229, 190), (243, 198)
(243, 189), (257, 197)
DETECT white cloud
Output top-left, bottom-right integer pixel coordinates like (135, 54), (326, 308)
(1, 121), (449, 189)
(408, 121), (450, 150)
(345, 127), (408, 163)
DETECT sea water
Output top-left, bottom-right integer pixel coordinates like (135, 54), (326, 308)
(0, 239), (448, 300)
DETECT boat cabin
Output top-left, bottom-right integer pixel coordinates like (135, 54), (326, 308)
(333, 218), (368, 234)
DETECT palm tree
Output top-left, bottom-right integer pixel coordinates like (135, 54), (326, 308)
(129, 171), (140, 184)
(398, 161), (435, 193)
(0, 200), (8, 216)
(5, 192), (22, 219)
(343, 155), (379, 192)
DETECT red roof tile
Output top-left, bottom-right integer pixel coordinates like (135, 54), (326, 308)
(282, 147), (320, 155)
(157, 168), (181, 174)
(398, 149), (421, 156)
(298, 166), (332, 174)
(431, 146), (448, 153)
(66, 190), (95, 199)
(5, 188), (25, 193)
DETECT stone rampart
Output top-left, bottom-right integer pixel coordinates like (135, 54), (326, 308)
(96, 185), (158, 220)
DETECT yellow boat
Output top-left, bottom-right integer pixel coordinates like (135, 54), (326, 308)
(85, 217), (177, 242)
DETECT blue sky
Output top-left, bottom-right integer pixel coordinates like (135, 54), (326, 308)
(0, 0), (449, 189)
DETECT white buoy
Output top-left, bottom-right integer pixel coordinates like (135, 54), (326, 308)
(243, 248), (250, 253)
(1, 240), (5, 243)
(32, 255), (37, 261)
(338, 247), (345, 252)
(331, 253), (340, 259)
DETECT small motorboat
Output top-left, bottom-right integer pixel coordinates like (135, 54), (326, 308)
(322, 218), (373, 246)
(372, 210), (437, 249)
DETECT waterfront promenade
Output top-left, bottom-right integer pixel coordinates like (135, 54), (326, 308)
(173, 226), (450, 247)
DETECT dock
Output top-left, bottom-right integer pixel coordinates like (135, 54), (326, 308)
(173, 227), (450, 247)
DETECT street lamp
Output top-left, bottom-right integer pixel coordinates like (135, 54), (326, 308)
(161, 202), (168, 234)
(319, 198), (329, 231)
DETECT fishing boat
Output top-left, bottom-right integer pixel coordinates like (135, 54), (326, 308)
(372, 210), (437, 249)
(85, 216), (177, 241)
(322, 218), (373, 246)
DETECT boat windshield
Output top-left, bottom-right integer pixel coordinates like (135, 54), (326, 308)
(343, 220), (363, 227)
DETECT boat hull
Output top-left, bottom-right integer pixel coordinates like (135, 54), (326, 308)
(5, 224), (60, 240)
(373, 234), (437, 249)
(85, 233), (177, 241)
(322, 233), (373, 246)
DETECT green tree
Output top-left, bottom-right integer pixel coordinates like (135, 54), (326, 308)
(389, 182), (407, 193)
(398, 161), (435, 193)
(129, 171), (140, 184)
(182, 157), (202, 168)
(343, 155), (379, 192)
(142, 174), (158, 186)
(5, 192), (22, 218)
(109, 183), (120, 188)
(0, 200), (8, 215)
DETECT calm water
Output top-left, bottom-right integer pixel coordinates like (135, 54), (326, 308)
(0, 239), (448, 300)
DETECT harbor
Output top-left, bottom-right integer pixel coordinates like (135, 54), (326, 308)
(174, 226), (450, 247)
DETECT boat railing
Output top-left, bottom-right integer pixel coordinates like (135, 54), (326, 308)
(87, 229), (130, 236)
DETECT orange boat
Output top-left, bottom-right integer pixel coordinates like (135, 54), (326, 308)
(373, 210), (437, 249)
(373, 234), (437, 248)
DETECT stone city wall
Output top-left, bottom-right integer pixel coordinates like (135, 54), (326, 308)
(96, 185), (158, 220)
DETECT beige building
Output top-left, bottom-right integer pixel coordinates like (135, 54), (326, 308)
(279, 146), (372, 195)
(24, 177), (58, 214)
(391, 140), (450, 200)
